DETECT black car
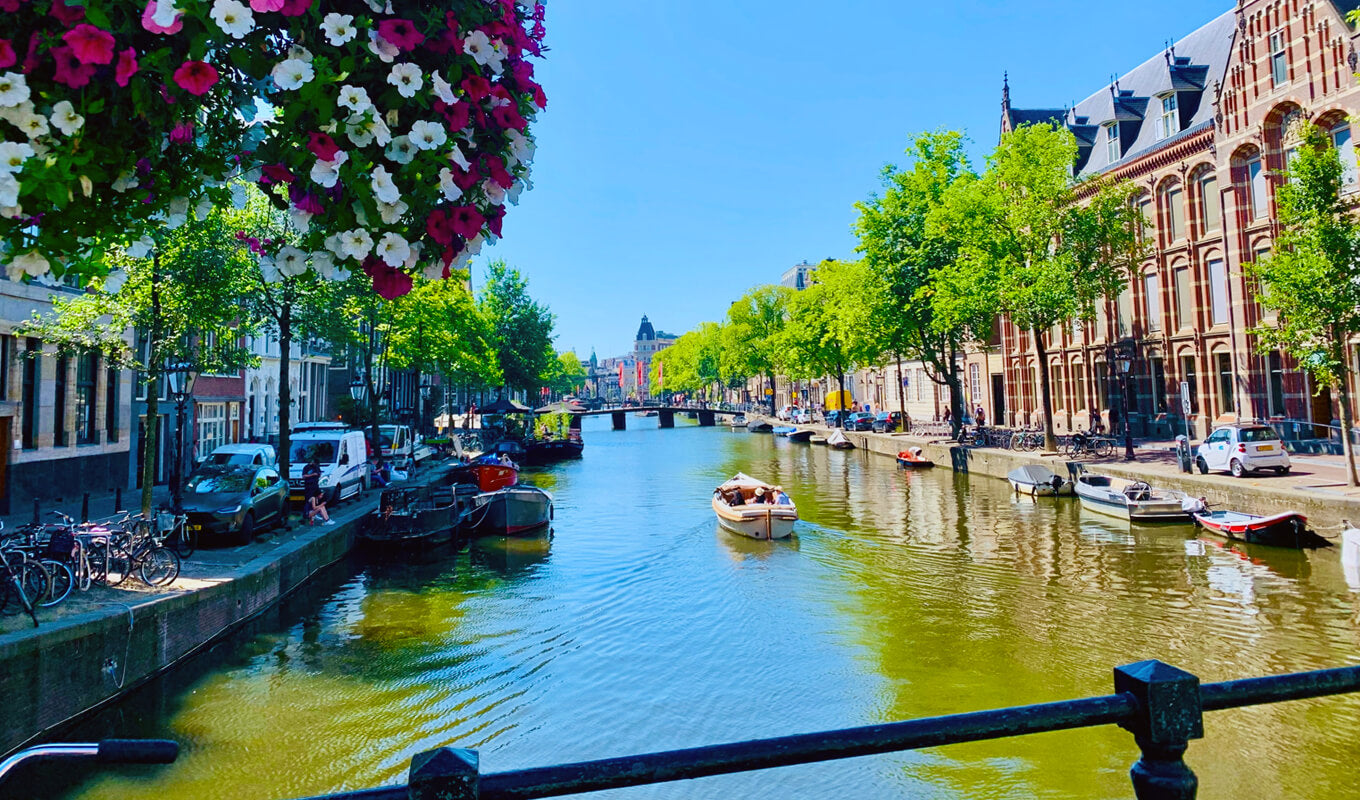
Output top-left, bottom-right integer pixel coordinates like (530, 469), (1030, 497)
(181, 464), (289, 546)
(846, 412), (877, 431)
(872, 411), (904, 433)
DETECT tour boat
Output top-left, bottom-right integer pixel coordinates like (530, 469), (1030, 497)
(445, 456), (518, 492)
(522, 436), (584, 464)
(462, 485), (554, 537)
(1191, 507), (1332, 549)
(787, 429), (814, 443)
(1074, 472), (1189, 522)
(712, 473), (797, 540)
(897, 448), (935, 469)
(360, 487), (460, 549)
(826, 429), (854, 450)
(1007, 464), (1072, 495)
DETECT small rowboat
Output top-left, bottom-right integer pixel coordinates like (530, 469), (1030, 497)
(897, 447), (934, 469)
(773, 426), (797, 436)
(826, 429), (854, 450)
(1007, 464), (1072, 496)
(1191, 507), (1332, 549)
(787, 429), (814, 443)
(712, 473), (797, 540)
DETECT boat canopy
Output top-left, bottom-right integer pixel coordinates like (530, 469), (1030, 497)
(826, 430), (850, 446)
(718, 473), (772, 491)
(481, 396), (532, 415)
(1009, 465), (1060, 485)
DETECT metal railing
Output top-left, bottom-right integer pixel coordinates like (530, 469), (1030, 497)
(291, 660), (1360, 800)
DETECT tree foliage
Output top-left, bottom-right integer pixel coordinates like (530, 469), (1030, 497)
(478, 261), (555, 394)
(651, 322), (725, 399)
(724, 285), (791, 411)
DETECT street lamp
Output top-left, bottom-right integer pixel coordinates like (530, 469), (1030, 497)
(349, 376), (367, 402)
(1115, 348), (1135, 461)
(165, 362), (198, 515)
(419, 379), (433, 436)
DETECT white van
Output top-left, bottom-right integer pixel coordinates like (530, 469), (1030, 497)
(287, 424), (369, 504)
(379, 424), (414, 470)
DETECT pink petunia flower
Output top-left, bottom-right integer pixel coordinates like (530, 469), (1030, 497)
(63, 24), (116, 66)
(260, 163), (296, 185)
(0, 40), (15, 70)
(293, 192), (324, 215)
(141, 0), (183, 34)
(51, 46), (96, 88)
(306, 132), (339, 162)
(449, 205), (486, 239)
(491, 103), (527, 132)
(461, 75), (491, 102)
(115, 48), (139, 87)
(249, 0), (285, 10)
(173, 60), (219, 96)
(0, 0), (21, 12)
(426, 209), (455, 246)
(484, 156), (515, 189)
(434, 100), (470, 133)
(486, 205), (506, 238)
(279, 0), (312, 16)
(169, 122), (194, 144)
(377, 18), (425, 51)
(362, 257), (413, 300)
(50, 0), (86, 26)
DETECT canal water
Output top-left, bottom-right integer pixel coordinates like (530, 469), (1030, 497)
(18, 416), (1360, 800)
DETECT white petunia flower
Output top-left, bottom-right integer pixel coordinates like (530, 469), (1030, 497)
(507, 180), (525, 205)
(321, 13), (357, 46)
(0, 141), (35, 173)
(152, 0), (181, 28)
(0, 72), (30, 109)
(339, 228), (373, 260)
(385, 136), (416, 165)
(466, 234), (485, 256)
(422, 262), (445, 281)
(194, 196), (213, 221)
(276, 246), (308, 277)
(49, 101), (83, 136)
(365, 0), (392, 13)
(272, 58), (315, 91)
(309, 251), (333, 278)
(438, 168), (462, 202)
(324, 233), (347, 259)
(309, 149), (347, 188)
(164, 196), (190, 229)
(463, 31), (494, 66)
(431, 72), (457, 104)
(111, 170), (139, 193)
(387, 63), (423, 98)
(210, 0), (254, 38)
(483, 180), (506, 206)
(125, 236), (154, 259)
(337, 85), (372, 115)
(377, 198), (408, 224)
(286, 44), (312, 62)
(368, 30), (399, 63)
(103, 269), (128, 294)
(506, 129), (535, 164)
(15, 110), (48, 140)
(485, 39), (508, 75)
(230, 182), (248, 209)
(448, 144), (471, 171)
(258, 255), (281, 284)
(375, 232), (409, 267)
(371, 165), (400, 204)
(5, 250), (49, 282)
(408, 120), (446, 151)
(289, 208), (312, 233)
(345, 116), (374, 148)
(0, 173), (18, 207)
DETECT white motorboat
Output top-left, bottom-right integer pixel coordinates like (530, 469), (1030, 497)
(1074, 472), (1189, 522)
(1008, 465), (1073, 496)
(712, 473), (797, 540)
(826, 429), (854, 450)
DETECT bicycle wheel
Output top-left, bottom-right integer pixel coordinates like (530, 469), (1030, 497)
(38, 559), (73, 607)
(1093, 438), (1114, 458)
(173, 524), (196, 560)
(1, 561), (48, 614)
(91, 541), (133, 587)
(139, 547), (181, 587)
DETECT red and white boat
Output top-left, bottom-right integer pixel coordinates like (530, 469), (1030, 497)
(446, 457), (518, 492)
(1191, 507), (1332, 549)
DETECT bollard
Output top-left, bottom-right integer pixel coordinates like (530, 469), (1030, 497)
(32, 498), (39, 525)
(114, 487), (123, 513)
(81, 492), (90, 522)
(1115, 660), (1203, 799)
(408, 747), (479, 800)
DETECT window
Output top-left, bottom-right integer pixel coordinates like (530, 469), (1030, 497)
(1247, 157), (1268, 219)
(1180, 356), (1199, 414)
(1332, 122), (1359, 193)
(1106, 122), (1121, 163)
(1208, 259), (1229, 325)
(0, 335), (9, 402)
(1157, 94), (1179, 139)
(1149, 356), (1167, 413)
(76, 352), (97, 445)
(1174, 267), (1193, 330)
(1144, 273), (1162, 332)
(1216, 352), (1235, 416)
(54, 355), (67, 447)
(969, 363), (981, 405)
(1255, 247), (1275, 320)
(1138, 198), (1154, 242)
(1050, 364), (1065, 411)
(21, 339), (38, 450)
(105, 366), (119, 443)
(1072, 364), (1086, 411)
(1268, 351), (1286, 417)
(1199, 175), (1221, 232)
(197, 402), (228, 456)
(1095, 362), (1110, 410)
(1117, 287), (1134, 337)
(1166, 187), (1185, 240)
(1270, 32), (1288, 86)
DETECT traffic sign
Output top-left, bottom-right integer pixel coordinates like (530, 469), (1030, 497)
(1179, 381), (1192, 417)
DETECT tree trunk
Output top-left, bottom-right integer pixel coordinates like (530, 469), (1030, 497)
(835, 373), (847, 427)
(277, 302), (293, 523)
(896, 352), (907, 427)
(1034, 327), (1058, 452)
(1336, 334), (1359, 487)
(140, 256), (162, 516)
(767, 372), (776, 415)
(948, 346), (965, 441)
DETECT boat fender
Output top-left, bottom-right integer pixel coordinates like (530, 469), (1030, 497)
(1342, 524), (1360, 571)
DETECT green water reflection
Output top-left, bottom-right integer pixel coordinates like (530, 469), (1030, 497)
(19, 417), (1360, 800)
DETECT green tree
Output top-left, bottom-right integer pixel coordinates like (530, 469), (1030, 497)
(479, 261), (555, 396)
(779, 275), (853, 424)
(725, 285), (791, 413)
(942, 124), (1145, 450)
(1248, 122), (1360, 486)
(856, 130), (982, 437)
(20, 209), (259, 514)
(651, 323), (724, 400)
(542, 351), (588, 398)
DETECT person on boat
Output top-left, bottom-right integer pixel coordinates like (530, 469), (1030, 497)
(304, 492), (332, 526)
(773, 487), (792, 505)
(728, 488), (745, 506)
(753, 487), (771, 504)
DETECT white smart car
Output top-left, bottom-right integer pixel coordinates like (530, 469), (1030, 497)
(1195, 425), (1291, 477)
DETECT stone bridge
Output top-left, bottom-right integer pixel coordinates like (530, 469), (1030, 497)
(575, 407), (746, 430)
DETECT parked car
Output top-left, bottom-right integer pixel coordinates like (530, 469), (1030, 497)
(847, 412), (877, 431)
(872, 411), (904, 433)
(288, 423), (370, 504)
(1195, 425), (1291, 477)
(204, 442), (277, 468)
(181, 464), (288, 546)
(788, 407), (811, 424)
(776, 404), (796, 421)
(824, 410), (847, 428)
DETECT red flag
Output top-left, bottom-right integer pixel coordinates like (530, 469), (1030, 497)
(636, 361), (643, 387)
(618, 361), (624, 387)
(658, 361), (664, 390)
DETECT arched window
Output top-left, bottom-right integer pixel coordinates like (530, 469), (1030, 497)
(1191, 166), (1221, 234)
(1331, 119), (1359, 193)
(1160, 180), (1185, 242)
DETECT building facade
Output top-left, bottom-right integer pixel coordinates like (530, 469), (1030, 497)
(244, 332), (332, 445)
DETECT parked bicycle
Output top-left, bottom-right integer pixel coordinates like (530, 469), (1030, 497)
(1061, 431), (1115, 458)
(1010, 429), (1045, 452)
(0, 524), (41, 627)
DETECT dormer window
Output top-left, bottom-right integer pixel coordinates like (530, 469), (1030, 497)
(1270, 32), (1288, 86)
(1106, 122), (1121, 162)
(1156, 94), (1179, 140)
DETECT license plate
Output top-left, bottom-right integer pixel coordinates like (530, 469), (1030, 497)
(189, 524), (202, 532)
(289, 494), (303, 502)
(1258, 445), (1273, 451)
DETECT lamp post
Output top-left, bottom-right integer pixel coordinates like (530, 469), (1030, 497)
(419, 379), (432, 437)
(166, 362), (198, 515)
(1115, 348), (1135, 461)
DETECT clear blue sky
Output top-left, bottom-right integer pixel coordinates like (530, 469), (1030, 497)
(473, 0), (1230, 359)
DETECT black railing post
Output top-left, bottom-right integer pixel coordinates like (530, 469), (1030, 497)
(408, 747), (480, 800)
(1114, 660), (1204, 799)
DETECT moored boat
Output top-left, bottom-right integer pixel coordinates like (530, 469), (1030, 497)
(746, 420), (774, 433)
(773, 426), (797, 436)
(463, 485), (554, 537)
(1074, 472), (1188, 522)
(787, 429), (814, 443)
(522, 437), (584, 464)
(445, 456), (518, 492)
(1191, 507), (1332, 549)
(712, 473), (797, 540)
(1007, 464), (1071, 495)
(360, 487), (459, 548)
(826, 429), (854, 450)
(728, 414), (747, 428)
(897, 447), (935, 469)
(809, 435), (828, 445)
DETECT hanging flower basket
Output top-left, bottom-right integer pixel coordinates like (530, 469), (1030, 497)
(247, 0), (548, 298)
(0, 0), (267, 281)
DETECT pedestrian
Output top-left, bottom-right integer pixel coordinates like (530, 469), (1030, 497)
(304, 492), (332, 525)
(302, 455), (322, 508)
(975, 406), (986, 428)
(371, 458), (390, 488)
(943, 408), (952, 425)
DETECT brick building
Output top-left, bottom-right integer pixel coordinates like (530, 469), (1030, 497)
(999, 0), (1360, 441)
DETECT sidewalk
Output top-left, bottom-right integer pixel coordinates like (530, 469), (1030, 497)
(0, 485), (171, 531)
